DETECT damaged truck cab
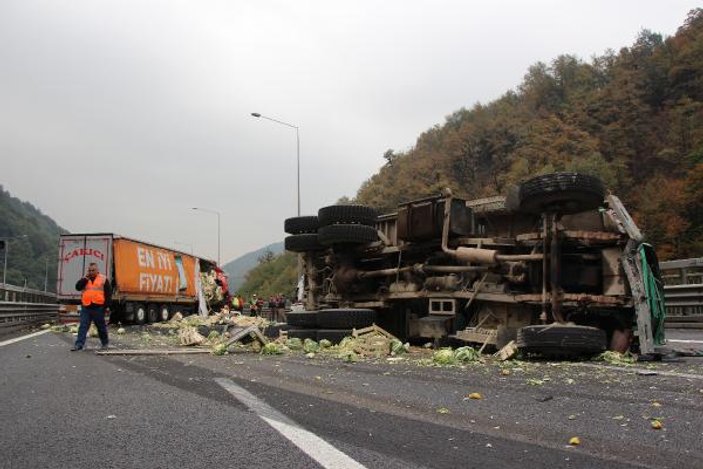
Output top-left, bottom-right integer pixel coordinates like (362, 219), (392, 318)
(285, 173), (665, 356)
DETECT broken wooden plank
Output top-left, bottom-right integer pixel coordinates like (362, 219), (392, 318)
(493, 340), (518, 361)
(96, 348), (212, 355)
(226, 325), (268, 347)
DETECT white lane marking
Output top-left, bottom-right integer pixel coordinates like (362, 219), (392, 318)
(0, 329), (50, 347)
(667, 339), (703, 345)
(215, 377), (367, 469)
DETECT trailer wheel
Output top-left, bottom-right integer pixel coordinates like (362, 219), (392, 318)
(318, 224), (378, 246)
(316, 308), (377, 329)
(285, 234), (324, 252)
(147, 304), (159, 324)
(518, 172), (605, 214)
(288, 329), (318, 341)
(284, 216), (319, 235)
(317, 329), (354, 344)
(516, 324), (607, 358)
(318, 204), (378, 227)
(159, 305), (170, 322)
(286, 311), (319, 328)
(134, 304), (147, 325)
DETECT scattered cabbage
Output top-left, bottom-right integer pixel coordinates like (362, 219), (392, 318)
(285, 338), (303, 350)
(261, 343), (284, 355)
(454, 346), (480, 363)
(433, 348), (456, 365)
(390, 339), (408, 356)
(303, 338), (320, 354)
(319, 339), (332, 348)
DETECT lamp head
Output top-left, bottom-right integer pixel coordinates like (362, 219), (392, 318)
(251, 113), (261, 118)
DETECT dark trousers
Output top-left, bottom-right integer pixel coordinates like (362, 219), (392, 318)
(75, 305), (109, 349)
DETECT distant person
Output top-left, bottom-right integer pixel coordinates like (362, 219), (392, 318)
(268, 296), (276, 320)
(276, 294), (287, 323)
(71, 262), (111, 351)
(249, 294), (259, 317)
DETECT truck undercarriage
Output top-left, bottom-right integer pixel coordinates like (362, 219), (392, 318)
(284, 173), (666, 357)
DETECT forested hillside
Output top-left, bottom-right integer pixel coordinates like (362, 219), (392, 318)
(356, 9), (703, 260)
(199, 10), (703, 296)
(0, 186), (67, 290)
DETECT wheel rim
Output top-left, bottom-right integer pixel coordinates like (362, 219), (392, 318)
(160, 307), (169, 322)
(136, 307), (146, 322)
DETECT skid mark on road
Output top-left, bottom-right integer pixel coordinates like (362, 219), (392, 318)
(0, 329), (49, 347)
(215, 377), (367, 469)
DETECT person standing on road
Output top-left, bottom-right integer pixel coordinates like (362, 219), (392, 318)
(71, 262), (112, 351)
(249, 294), (257, 316)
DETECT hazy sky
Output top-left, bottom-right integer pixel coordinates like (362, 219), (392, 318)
(2, 1), (699, 263)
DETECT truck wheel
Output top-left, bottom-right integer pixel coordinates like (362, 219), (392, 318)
(159, 305), (170, 322)
(286, 311), (319, 328)
(518, 172), (605, 214)
(318, 224), (378, 246)
(316, 308), (377, 329)
(288, 329), (318, 341)
(147, 304), (159, 324)
(516, 324), (607, 358)
(318, 204), (378, 227)
(317, 329), (354, 344)
(135, 304), (147, 325)
(285, 234), (324, 252)
(284, 216), (319, 235)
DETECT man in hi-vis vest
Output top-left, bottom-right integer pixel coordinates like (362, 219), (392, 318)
(71, 262), (112, 351)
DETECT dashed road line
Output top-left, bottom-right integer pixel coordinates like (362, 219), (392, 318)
(0, 329), (50, 347)
(215, 377), (367, 469)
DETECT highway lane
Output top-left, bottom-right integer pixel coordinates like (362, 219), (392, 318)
(1, 330), (703, 469)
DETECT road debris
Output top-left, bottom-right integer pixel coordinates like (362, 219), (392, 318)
(493, 341), (518, 361)
(569, 437), (581, 446)
(467, 392), (483, 400)
(526, 378), (545, 386)
(436, 407), (450, 414)
(595, 351), (636, 366)
(651, 419), (663, 430)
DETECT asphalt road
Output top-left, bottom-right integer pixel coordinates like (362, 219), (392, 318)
(1, 328), (703, 469)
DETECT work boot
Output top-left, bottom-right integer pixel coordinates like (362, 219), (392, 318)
(70, 346), (83, 351)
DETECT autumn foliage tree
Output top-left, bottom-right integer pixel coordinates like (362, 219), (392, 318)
(356, 8), (703, 260)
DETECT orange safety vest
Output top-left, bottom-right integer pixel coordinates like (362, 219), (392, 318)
(82, 274), (106, 306)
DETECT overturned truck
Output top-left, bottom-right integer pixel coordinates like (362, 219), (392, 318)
(284, 173), (666, 357)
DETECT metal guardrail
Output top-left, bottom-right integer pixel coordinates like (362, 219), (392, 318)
(660, 257), (703, 328)
(0, 283), (58, 304)
(0, 302), (59, 331)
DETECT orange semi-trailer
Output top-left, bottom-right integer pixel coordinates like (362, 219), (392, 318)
(57, 234), (222, 324)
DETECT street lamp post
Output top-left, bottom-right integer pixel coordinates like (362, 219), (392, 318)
(191, 208), (221, 264)
(1, 235), (28, 285)
(251, 112), (301, 216)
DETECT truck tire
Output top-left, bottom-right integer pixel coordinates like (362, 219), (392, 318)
(288, 329), (318, 341)
(284, 216), (319, 235)
(286, 311), (319, 328)
(285, 234), (324, 252)
(147, 304), (159, 324)
(159, 304), (170, 322)
(518, 172), (605, 214)
(134, 304), (147, 325)
(318, 205), (378, 227)
(317, 329), (354, 344)
(516, 324), (607, 357)
(318, 224), (378, 246)
(316, 308), (376, 329)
